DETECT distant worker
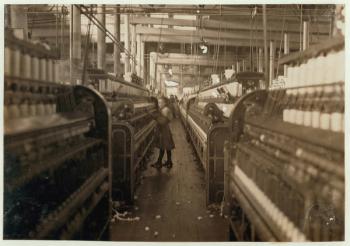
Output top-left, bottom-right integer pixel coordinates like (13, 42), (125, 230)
(149, 96), (175, 169)
(169, 95), (179, 118)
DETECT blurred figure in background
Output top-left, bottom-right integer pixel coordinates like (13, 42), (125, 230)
(169, 95), (179, 118)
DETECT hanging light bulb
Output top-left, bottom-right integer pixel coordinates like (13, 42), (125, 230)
(159, 43), (165, 54)
(200, 44), (208, 54)
(199, 36), (208, 54)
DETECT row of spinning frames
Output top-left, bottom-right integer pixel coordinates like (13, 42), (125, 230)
(3, 31), (158, 240)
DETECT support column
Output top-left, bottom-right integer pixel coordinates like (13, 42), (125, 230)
(242, 60), (246, 71)
(131, 24), (137, 74)
(97, 5), (106, 70)
(124, 14), (130, 74)
(236, 61), (240, 73)
(258, 48), (263, 73)
(136, 34), (142, 76)
(269, 41), (275, 85)
(141, 40), (145, 81)
(303, 21), (309, 50)
(149, 52), (157, 91)
(156, 64), (161, 94)
(263, 5), (269, 85)
(70, 5), (81, 84)
(284, 33), (289, 76)
(114, 5), (121, 75)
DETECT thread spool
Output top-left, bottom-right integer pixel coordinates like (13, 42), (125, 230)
(303, 111), (312, 127)
(22, 53), (32, 79)
(32, 57), (40, 80)
(324, 52), (337, 84)
(40, 58), (47, 81)
(315, 55), (327, 85)
(108, 80), (112, 92)
(311, 111), (320, 129)
(19, 99), (29, 118)
(290, 66), (297, 88)
(98, 80), (102, 92)
(8, 103), (21, 119)
(331, 82), (343, 133)
(47, 59), (54, 82)
(44, 99), (52, 114)
(286, 66), (293, 88)
(4, 96), (10, 121)
(37, 98), (45, 116)
(306, 57), (316, 94)
(320, 113), (331, 130)
(54, 62), (60, 83)
(5, 47), (12, 76)
(299, 63), (307, 87)
(28, 98), (37, 117)
(335, 50), (345, 82)
(295, 110), (304, 125)
(330, 114), (342, 132)
(12, 49), (21, 77)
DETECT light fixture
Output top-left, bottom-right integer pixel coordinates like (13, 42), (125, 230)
(199, 37), (208, 54)
(200, 44), (208, 54)
(164, 80), (179, 87)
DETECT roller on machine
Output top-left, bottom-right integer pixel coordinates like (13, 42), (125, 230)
(179, 72), (264, 205)
(87, 69), (158, 204)
(4, 30), (112, 240)
(225, 36), (344, 241)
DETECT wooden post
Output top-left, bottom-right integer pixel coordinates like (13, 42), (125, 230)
(269, 41), (275, 84)
(131, 24), (137, 74)
(263, 5), (269, 86)
(136, 34), (142, 76)
(113, 5), (121, 75)
(70, 5), (81, 84)
(284, 33), (289, 76)
(97, 4), (106, 70)
(124, 14), (130, 74)
(303, 21), (309, 50)
(141, 40), (145, 81)
(258, 48), (263, 73)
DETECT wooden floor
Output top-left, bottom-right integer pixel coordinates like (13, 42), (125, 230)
(110, 119), (229, 241)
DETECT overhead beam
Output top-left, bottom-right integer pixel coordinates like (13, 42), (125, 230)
(136, 26), (329, 44)
(155, 57), (234, 67)
(101, 5), (333, 23)
(130, 16), (330, 35)
(27, 28), (310, 51)
(141, 34), (309, 50)
(160, 71), (213, 76)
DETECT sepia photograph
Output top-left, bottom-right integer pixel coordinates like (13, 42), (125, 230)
(2, 2), (346, 243)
